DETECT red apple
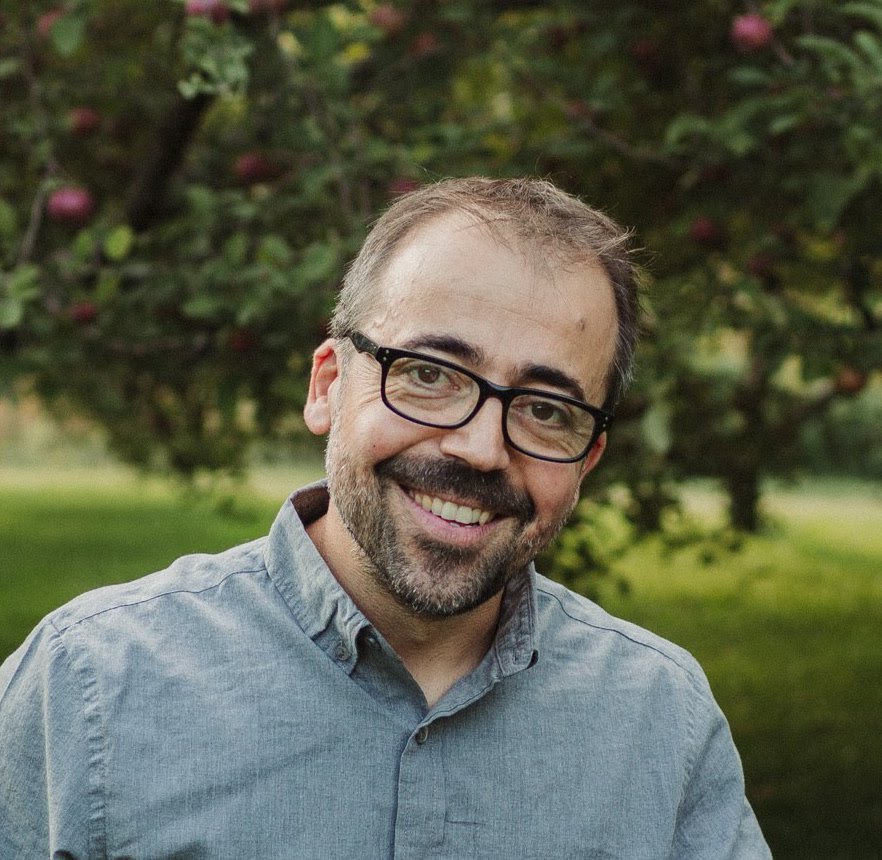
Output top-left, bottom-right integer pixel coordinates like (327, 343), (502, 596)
(834, 367), (867, 396)
(68, 301), (98, 324)
(409, 32), (439, 58)
(369, 4), (406, 35)
(47, 187), (94, 225)
(630, 38), (661, 71)
(688, 216), (725, 247)
(37, 8), (65, 39)
(386, 178), (420, 198)
(69, 107), (102, 135)
(746, 252), (774, 279)
(730, 14), (773, 52)
(185, 0), (229, 24)
(563, 100), (594, 121)
(228, 328), (258, 354)
(234, 151), (275, 184)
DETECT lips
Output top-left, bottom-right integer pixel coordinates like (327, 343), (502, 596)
(375, 454), (534, 523)
(408, 490), (494, 525)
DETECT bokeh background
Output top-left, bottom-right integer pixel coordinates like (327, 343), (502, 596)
(2, 2), (881, 857)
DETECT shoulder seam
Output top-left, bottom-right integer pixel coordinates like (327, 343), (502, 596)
(55, 565), (268, 634)
(535, 582), (705, 691)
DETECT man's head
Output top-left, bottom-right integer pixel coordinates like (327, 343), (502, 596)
(306, 177), (638, 619)
(330, 176), (638, 409)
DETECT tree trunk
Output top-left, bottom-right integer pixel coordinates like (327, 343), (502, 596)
(726, 468), (761, 532)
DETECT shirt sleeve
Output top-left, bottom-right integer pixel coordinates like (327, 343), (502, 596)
(669, 680), (772, 860)
(0, 622), (100, 860)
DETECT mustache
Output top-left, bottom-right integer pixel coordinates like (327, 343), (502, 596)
(375, 454), (535, 520)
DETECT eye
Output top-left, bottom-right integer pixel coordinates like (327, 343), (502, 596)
(528, 400), (567, 425)
(413, 364), (442, 385)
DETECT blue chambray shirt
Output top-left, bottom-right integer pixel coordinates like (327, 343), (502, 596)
(0, 481), (771, 859)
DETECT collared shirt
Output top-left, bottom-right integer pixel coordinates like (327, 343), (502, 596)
(0, 481), (771, 859)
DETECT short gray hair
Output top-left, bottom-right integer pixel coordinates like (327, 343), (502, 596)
(330, 177), (639, 409)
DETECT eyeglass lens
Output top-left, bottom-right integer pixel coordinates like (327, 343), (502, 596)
(384, 355), (595, 460)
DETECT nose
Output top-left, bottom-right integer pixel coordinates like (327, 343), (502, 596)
(437, 397), (511, 472)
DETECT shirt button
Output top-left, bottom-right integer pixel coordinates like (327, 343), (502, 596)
(414, 726), (429, 745)
(335, 640), (351, 661)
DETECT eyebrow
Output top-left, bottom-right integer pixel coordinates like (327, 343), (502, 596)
(397, 334), (588, 402)
(517, 363), (587, 402)
(398, 334), (484, 365)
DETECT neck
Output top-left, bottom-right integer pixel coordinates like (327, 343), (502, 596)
(306, 506), (503, 708)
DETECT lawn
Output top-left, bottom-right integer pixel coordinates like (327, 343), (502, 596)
(1, 468), (880, 859)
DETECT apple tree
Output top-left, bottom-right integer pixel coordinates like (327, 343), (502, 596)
(1, 0), (880, 533)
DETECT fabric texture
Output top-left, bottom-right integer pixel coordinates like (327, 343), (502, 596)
(0, 480), (771, 859)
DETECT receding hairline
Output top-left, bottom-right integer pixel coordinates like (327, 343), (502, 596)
(333, 201), (624, 334)
(330, 176), (639, 408)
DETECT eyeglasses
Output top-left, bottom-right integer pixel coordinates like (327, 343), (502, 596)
(347, 331), (613, 463)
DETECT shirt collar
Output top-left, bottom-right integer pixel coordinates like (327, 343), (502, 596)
(264, 479), (539, 677)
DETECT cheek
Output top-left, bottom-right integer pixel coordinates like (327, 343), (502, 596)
(529, 468), (583, 523)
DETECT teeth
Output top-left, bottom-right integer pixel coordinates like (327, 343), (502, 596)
(411, 492), (493, 525)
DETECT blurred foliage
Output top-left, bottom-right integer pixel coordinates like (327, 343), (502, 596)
(1, 0), (880, 562)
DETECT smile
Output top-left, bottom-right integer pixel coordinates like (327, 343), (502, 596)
(407, 490), (494, 526)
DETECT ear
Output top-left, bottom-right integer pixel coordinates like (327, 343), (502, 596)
(578, 432), (607, 482)
(303, 339), (340, 436)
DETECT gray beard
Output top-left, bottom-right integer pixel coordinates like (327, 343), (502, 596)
(325, 440), (568, 619)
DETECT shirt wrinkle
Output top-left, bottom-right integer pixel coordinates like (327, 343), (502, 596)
(46, 620), (108, 859)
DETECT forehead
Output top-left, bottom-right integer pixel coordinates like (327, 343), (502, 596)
(366, 214), (618, 398)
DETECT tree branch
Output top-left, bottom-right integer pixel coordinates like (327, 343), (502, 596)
(125, 92), (213, 232)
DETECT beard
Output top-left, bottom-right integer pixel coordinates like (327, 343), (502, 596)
(324, 431), (575, 619)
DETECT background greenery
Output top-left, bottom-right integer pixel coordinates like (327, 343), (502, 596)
(1, 0), (880, 537)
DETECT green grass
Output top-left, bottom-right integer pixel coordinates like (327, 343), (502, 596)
(1, 469), (880, 859)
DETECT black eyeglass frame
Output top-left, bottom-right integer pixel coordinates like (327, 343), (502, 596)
(347, 330), (613, 463)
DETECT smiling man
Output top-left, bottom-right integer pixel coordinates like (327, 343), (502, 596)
(0, 178), (771, 859)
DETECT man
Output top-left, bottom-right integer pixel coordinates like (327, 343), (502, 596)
(1, 177), (771, 858)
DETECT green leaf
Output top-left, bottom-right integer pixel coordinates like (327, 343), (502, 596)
(256, 234), (292, 267)
(805, 172), (868, 228)
(7, 264), (40, 299)
(768, 113), (802, 136)
(303, 13), (340, 64)
(182, 294), (224, 320)
(854, 30), (882, 74)
(0, 199), (17, 237)
(223, 233), (249, 266)
(796, 34), (866, 75)
(0, 298), (22, 329)
(95, 271), (121, 302)
(0, 265), (40, 329)
(104, 226), (135, 262)
(727, 67), (772, 87)
(664, 114), (711, 149)
(296, 241), (338, 284)
(0, 58), (20, 80)
(842, 2), (882, 31)
(50, 15), (86, 57)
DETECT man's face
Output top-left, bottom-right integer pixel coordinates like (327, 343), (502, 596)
(310, 215), (618, 618)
